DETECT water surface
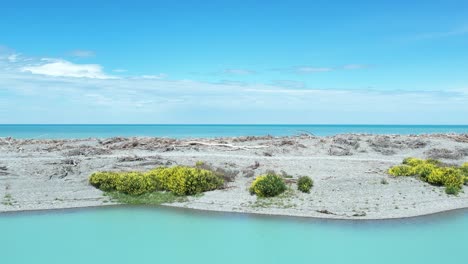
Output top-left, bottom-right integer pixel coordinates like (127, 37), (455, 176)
(1, 124), (467, 139)
(1, 207), (467, 264)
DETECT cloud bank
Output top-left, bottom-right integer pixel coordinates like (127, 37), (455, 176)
(0, 49), (466, 124)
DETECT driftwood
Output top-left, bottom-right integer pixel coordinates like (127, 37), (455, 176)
(183, 141), (268, 150)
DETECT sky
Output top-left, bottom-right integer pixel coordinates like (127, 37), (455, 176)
(0, 0), (467, 124)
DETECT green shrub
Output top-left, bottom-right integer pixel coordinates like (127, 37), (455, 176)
(89, 172), (121, 191)
(445, 185), (461, 195)
(249, 173), (287, 197)
(388, 165), (415, 176)
(297, 176), (313, 193)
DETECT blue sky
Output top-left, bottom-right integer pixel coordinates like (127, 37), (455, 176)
(1, 0), (467, 124)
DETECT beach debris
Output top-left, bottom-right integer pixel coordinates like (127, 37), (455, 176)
(367, 136), (427, 155)
(425, 148), (466, 160)
(183, 141), (268, 150)
(62, 159), (79, 166)
(247, 161), (260, 170)
(231, 135), (274, 142)
(0, 165), (8, 176)
(316, 209), (335, 215)
(332, 135), (360, 149)
(352, 212), (367, 217)
(49, 166), (74, 180)
(64, 145), (110, 157)
(195, 162), (239, 183)
(117, 156), (146, 162)
(242, 169), (255, 178)
(328, 145), (352, 156)
(98, 137), (127, 145)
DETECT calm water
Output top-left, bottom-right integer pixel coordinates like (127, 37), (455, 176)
(1, 207), (467, 264)
(0, 124), (467, 139)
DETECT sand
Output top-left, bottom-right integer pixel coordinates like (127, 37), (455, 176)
(1, 133), (467, 219)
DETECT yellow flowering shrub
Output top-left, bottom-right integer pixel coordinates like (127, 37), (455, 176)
(249, 173), (287, 197)
(389, 158), (465, 195)
(89, 166), (224, 197)
(116, 172), (155, 195)
(461, 163), (468, 185)
(89, 172), (121, 191)
(388, 165), (415, 176)
(426, 168), (446, 186)
(164, 166), (224, 196)
(412, 163), (437, 179)
(402, 157), (425, 167)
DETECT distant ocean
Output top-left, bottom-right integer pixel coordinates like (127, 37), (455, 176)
(0, 124), (467, 139)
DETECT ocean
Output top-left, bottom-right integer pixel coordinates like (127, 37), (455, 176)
(0, 124), (467, 139)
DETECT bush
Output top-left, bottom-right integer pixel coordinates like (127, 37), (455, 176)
(249, 173), (287, 197)
(297, 176), (313, 193)
(413, 163), (437, 179)
(426, 168), (445, 185)
(445, 185), (461, 195)
(164, 166), (224, 196)
(116, 172), (156, 195)
(402, 157), (424, 167)
(388, 158), (465, 195)
(89, 166), (224, 197)
(427, 167), (463, 187)
(89, 172), (121, 191)
(388, 165), (415, 176)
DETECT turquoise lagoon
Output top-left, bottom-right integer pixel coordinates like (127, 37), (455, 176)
(1, 124), (467, 139)
(1, 206), (467, 264)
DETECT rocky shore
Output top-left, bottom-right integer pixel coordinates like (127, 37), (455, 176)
(1, 133), (468, 219)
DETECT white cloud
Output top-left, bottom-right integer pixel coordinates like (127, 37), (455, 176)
(69, 50), (95, 57)
(138, 74), (168, 79)
(296, 67), (333, 73)
(223, 69), (256, 75)
(20, 59), (115, 79)
(7, 54), (20, 62)
(1, 49), (467, 124)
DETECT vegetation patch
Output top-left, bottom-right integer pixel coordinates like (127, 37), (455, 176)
(388, 157), (466, 195)
(249, 189), (296, 209)
(249, 173), (287, 197)
(90, 163), (226, 204)
(297, 176), (313, 193)
(1, 193), (15, 206)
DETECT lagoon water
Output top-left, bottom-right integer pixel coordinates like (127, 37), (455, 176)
(1, 207), (467, 264)
(1, 124), (467, 139)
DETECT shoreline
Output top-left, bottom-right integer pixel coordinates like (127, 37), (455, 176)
(1, 133), (467, 220)
(2, 202), (468, 223)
